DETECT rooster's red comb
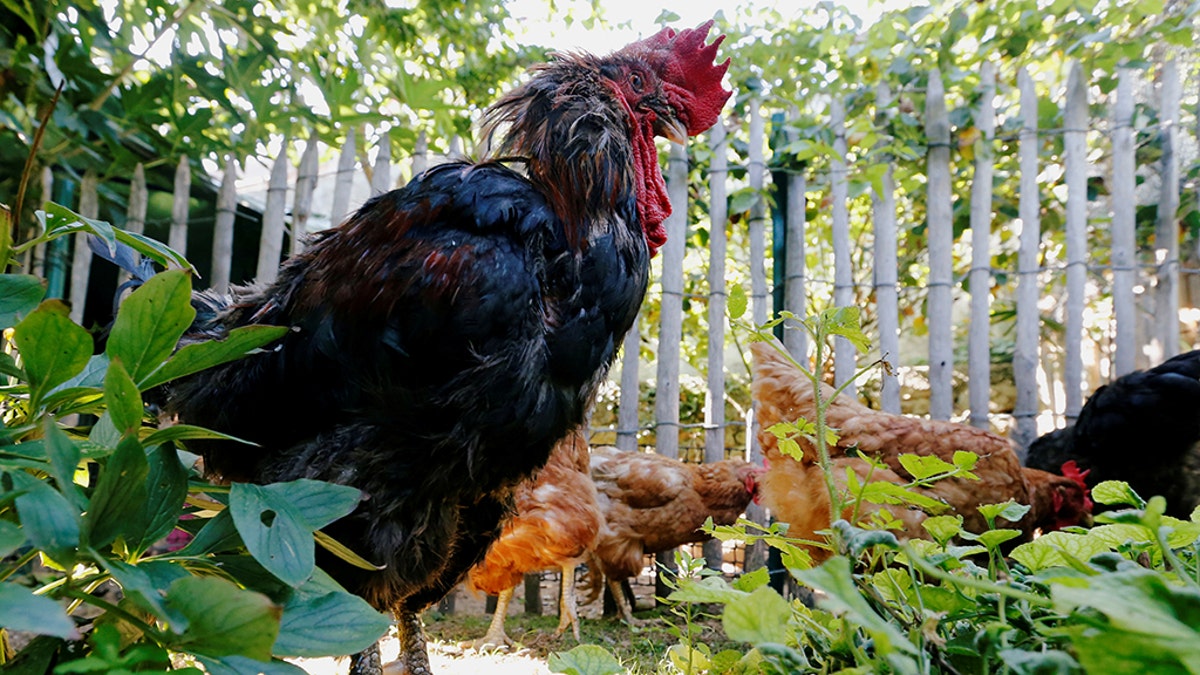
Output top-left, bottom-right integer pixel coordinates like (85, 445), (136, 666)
(617, 20), (731, 135)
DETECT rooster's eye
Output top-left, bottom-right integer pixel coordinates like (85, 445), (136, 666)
(629, 72), (643, 93)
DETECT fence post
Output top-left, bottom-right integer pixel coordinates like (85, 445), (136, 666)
(872, 84), (900, 413)
(412, 130), (429, 178)
(69, 171), (99, 324)
(1155, 58), (1181, 360)
(168, 155), (190, 257)
(211, 156), (238, 294)
(29, 167), (52, 277)
(830, 98), (855, 392)
(291, 134), (320, 255)
(968, 61), (996, 429)
(703, 121), (729, 571)
(745, 94), (769, 573)
(1012, 68), (1042, 455)
(926, 68), (954, 420)
(330, 131), (357, 228)
(118, 164), (148, 289)
(616, 324), (641, 452)
(784, 116), (809, 365)
(371, 133), (392, 195)
(1063, 62), (1087, 421)
(256, 147), (290, 284)
(1111, 68), (1137, 377)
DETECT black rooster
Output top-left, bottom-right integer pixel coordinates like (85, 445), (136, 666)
(155, 23), (730, 675)
(1027, 350), (1200, 517)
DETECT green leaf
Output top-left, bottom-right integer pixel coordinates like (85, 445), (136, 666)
(262, 479), (363, 531)
(89, 412), (122, 449)
(140, 325), (288, 390)
(177, 510), (241, 557)
(728, 187), (762, 215)
(995, 649), (1081, 675)
(732, 566), (770, 592)
(728, 284), (748, 320)
(0, 583), (78, 639)
(794, 556), (918, 656)
(196, 656), (307, 675)
(1092, 480), (1146, 508)
(104, 359), (143, 437)
(229, 483), (316, 587)
(832, 519), (900, 556)
(37, 204), (117, 256)
(977, 528), (1022, 550)
(273, 592), (390, 657)
(12, 301), (93, 409)
(1011, 531), (1113, 572)
(133, 446), (190, 552)
(977, 500), (1031, 524)
(106, 270), (196, 386)
(0, 274), (46, 328)
(921, 515), (963, 546)
(547, 645), (626, 675)
(951, 450), (979, 471)
(83, 435), (150, 548)
(10, 471), (81, 564)
(823, 306), (871, 352)
(42, 418), (85, 508)
(668, 576), (747, 604)
(0, 520), (26, 558)
(165, 576), (281, 660)
(860, 480), (949, 513)
(102, 557), (190, 630)
(897, 453), (956, 480)
(722, 586), (791, 645)
(142, 425), (252, 447)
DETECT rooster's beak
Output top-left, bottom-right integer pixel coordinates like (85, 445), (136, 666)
(655, 114), (689, 144)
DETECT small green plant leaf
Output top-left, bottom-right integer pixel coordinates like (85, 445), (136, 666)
(793, 556), (918, 656)
(822, 306), (871, 352)
(177, 510), (241, 557)
(229, 483), (316, 587)
(732, 566), (771, 592)
(196, 655), (307, 675)
(921, 515), (964, 546)
(860, 480), (949, 513)
(262, 479), (363, 531)
(728, 283), (748, 320)
(722, 586), (791, 645)
(42, 418), (85, 508)
(0, 273), (46, 328)
(669, 575), (746, 604)
(833, 519), (900, 556)
(951, 450), (979, 471)
(977, 528), (1022, 550)
(898, 453), (956, 480)
(133, 445), (190, 552)
(104, 359), (143, 437)
(728, 186), (761, 215)
(978, 500), (1031, 524)
(1092, 480), (1146, 508)
(140, 325), (289, 391)
(0, 582), (78, 639)
(102, 557), (190, 630)
(12, 301), (93, 409)
(142, 425), (251, 447)
(83, 435), (150, 548)
(1011, 531), (1112, 572)
(106, 270), (196, 386)
(547, 644), (626, 675)
(0, 520), (26, 558)
(164, 575), (281, 660)
(995, 649), (1081, 675)
(10, 471), (81, 564)
(273, 591), (390, 657)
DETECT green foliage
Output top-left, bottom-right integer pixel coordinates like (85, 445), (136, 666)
(0, 212), (389, 669)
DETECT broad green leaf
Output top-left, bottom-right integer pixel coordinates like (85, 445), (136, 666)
(230, 483), (316, 587)
(83, 435), (150, 548)
(104, 359), (143, 437)
(1011, 531), (1112, 572)
(977, 500), (1031, 524)
(10, 471), (81, 564)
(0, 520), (26, 557)
(261, 479), (363, 531)
(1092, 480), (1146, 508)
(977, 528), (1022, 550)
(196, 656), (307, 675)
(49, 354), (108, 393)
(722, 586), (791, 645)
(823, 306), (871, 352)
(728, 186), (761, 214)
(165, 575), (281, 660)
(0, 274), (46, 328)
(547, 644), (626, 675)
(951, 450), (979, 471)
(728, 284), (748, 320)
(921, 515), (963, 546)
(0, 350), (21, 379)
(37, 203), (117, 256)
(106, 270), (196, 385)
(668, 576), (747, 604)
(41, 418), (85, 508)
(666, 645), (711, 674)
(140, 325), (288, 391)
(102, 557), (190, 630)
(0, 583), (78, 639)
(860, 480), (949, 513)
(177, 510), (241, 557)
(133, 446), (190, 552)
(897, 453), (956, 480)
(793, 556), (918, 655)
(832, 519), (900, 556)
(995, 649), (1081, 675)
(142, 425), (251, 447)
(273, 592), (390, 657)
(88, 412), (121, 449)
(732, 566), (770, 592)
(12, 301), (93, 409)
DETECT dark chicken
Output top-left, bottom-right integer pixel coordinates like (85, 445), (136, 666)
(1027, 349), (1200, 517)
(156, 24), (730, 675)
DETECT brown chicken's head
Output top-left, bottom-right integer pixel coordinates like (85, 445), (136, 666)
(1050, 460), (1093, 530)
(736, 463), (765, 504)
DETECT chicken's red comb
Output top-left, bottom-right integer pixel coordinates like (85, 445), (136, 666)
(1061, 460), (1090, 488)
(618, 20), (732, 135)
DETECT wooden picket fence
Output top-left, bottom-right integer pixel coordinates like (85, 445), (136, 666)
(48, 58), (1194, 471)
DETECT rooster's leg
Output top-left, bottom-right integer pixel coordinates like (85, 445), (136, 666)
(607, 576), (645, 627)
(553, 563), (581, 640)
(463, 587), (514, 651)
(348, 642), (382, 675)
(380, 608), (432, 675)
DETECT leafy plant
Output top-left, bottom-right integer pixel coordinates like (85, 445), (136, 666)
(1, 206), (390, 672)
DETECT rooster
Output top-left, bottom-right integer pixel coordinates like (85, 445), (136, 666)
(145, 24), (730, 675)
(1027, 349), (1200, 517)
(464, 430), (601, 649)
(584, 446), (760, 624)
(751, 342), (1090, 557)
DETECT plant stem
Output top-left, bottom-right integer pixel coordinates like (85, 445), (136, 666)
(0, 205), (11, 273)
(0, 549), (39, 583)
(907, 549), (1050, 607)
(9, 81), (63, 271)
(59, 587), (165, 642)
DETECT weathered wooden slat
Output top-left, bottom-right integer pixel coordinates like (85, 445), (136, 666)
(968, 61), (996, 429)
(30, 167), (52, 277)
(1155, 58), (1181, 360)
(211, 156), (238, 294)
(291, 135), (320, 255)
(616, 322), (641, 452)
(705, 121), (729, 467)
(748, 99), (769, 327)
(831, 98), (855, 392)
(69, 171), (99, 324)
(872, 84), (900, 413)
(412, 130), (429, 178)
(371, 134), (392, 195)
(654, 142), (688, 461)
(329, 131), (356, 227)
(255, 148), (290, 284)
(926, 68), (954, 420)
(168, 155), (190, 256)
(117, 163), (148, 288)
(1012, 68), (1042, 455)
(1063, 62), (1088, 420)
(1111, 68), (1136, 377)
